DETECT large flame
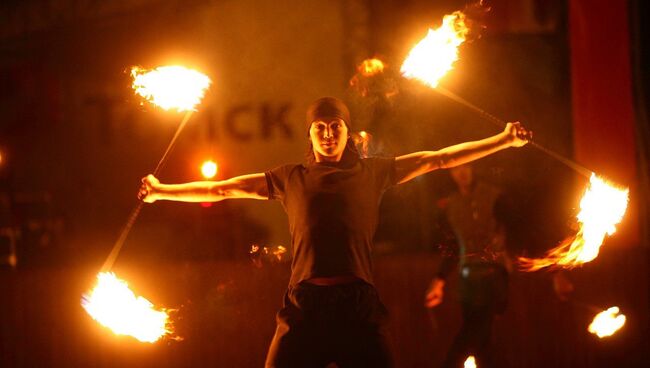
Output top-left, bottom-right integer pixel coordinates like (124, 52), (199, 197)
(131, 65), (211, 112)
(82, 272), (172, 343)
(588, 306), (626, 338)
(464, 355), (477, 368)
(401, 11), (469, 88)
(519, 174), (629, 271)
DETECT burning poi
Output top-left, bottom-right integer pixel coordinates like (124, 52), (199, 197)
(83, 65), (211, 342)
(131, 65), (211, 112)
(401, 11), (469, 88)
(464, 355), (477, 368)
(519, 174), (629, 271)
(588, 306), (626, 338)
(82, 273), (172, 343)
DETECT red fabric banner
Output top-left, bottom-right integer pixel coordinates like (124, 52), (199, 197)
(569, 0), (638, 241)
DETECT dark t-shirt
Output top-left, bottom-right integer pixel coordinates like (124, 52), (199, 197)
(437, 181), (509, 278)
(265, 157), (396, 286)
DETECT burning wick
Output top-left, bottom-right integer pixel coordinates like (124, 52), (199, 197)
(401, 11), (469, 88)
(358, 58), (385, 77)
(349, 58), (399, 99)
(131, 65), (211, 112)
(201, 160), (218, 179)
(588, 306), (626, 338)
(519, 174), (629, 271)
(464, 355), (477, 368)
(82, 272), (173, 343)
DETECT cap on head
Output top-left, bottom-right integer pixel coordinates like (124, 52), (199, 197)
(306, 97), (351, 135)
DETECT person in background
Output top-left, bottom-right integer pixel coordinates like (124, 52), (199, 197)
(425, 163), (510, 368)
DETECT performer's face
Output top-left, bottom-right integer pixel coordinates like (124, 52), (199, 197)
(309, 118), (349, 162)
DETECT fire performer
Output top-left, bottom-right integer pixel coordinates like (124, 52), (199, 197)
(425, 163), (510, 368)
(138, 97), (530, 367)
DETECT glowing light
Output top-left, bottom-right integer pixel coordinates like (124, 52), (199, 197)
(131, 65), (211, 112)
(249, 244), (288, 268)
(464, 355), (477, 368)
(201, 160), (218, 179)
(82, 272), (171, 343)
(354, 131), (372, 158)
(401, 11), (469, 88)
(358, 58), (385, 77)
(519, 174), (629, 271)
(588, 306), (626, 338)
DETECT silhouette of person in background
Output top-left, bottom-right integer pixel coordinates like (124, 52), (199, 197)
(425, 163), (510, 368)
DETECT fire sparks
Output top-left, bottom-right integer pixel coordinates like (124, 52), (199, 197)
(131, 65), (211, 112)
(401, 11), (469, 88)
(519, 174), (629, 271)
(82, 272), (172, 343)
(201, 160), (218, 179)
(250, 244), (288, 268)
(358, 58), (385, 77)
(588, 306), (626, 338)
(464, 355), (477, 368)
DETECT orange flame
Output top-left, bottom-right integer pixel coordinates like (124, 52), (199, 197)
(353, 131), (372, 158)
(358, 58), (385, 77)
(82, 272), (172, 343)
(131, 65), (211, 112)
(519, 174), (629, 271)
(401, 11), (469, 88)
(588, 306), (626, 338)
(464, 355), (477, 368)
(250, 244), (288, 268)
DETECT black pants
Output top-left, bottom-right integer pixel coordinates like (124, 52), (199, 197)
(265, 281), (393, 368)
(442, 263), (508, 368)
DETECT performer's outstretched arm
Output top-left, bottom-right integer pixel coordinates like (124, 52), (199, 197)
(138, 173), (268, 203)
(395, 122), (530, 184)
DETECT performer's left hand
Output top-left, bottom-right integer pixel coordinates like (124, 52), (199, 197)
(504, 121), (532, 147)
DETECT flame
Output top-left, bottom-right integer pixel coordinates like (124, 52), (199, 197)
(201, 160), (218, 179)
(519, 174), (629, 271)
(358, 58), (385, 77)
(588, 306), (626, 338)
(250, 244), (288, 268)
(353, 131), (372, 158)
(464, 355), (477, 368)
(82, 272), (172, 343)
(401, 11), (469, 88)
(131, 65), (211, 112)
(272, 245), (287, 261)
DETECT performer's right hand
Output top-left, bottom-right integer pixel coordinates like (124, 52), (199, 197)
(504, 121), (532, 147)
(138, 174), (159, 203)
(424, 277), (445, 308)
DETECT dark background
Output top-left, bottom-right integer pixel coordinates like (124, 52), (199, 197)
(0, 0), (648, 367)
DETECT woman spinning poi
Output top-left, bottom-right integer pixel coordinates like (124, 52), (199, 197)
(138, 97), (530, 368)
